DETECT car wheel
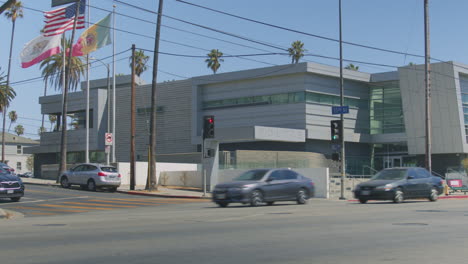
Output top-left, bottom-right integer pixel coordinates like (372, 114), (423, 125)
(296, 188), (308, 204)
(429, 187), (438, 202)
(60, 176), (71, 188)
(87, 179), (96, 191)
(359, 199), (368, 204)
(10, 197), (20, 202)
(217, 202), (229, 208)
(393, 188), (404, 203)
(266, 201), (275, 206)
(250, 190), (264, 207)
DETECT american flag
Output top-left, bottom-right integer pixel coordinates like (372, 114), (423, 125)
(43, 0), (86, 37)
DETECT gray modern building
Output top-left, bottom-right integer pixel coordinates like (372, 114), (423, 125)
(27, 61), (468, 177)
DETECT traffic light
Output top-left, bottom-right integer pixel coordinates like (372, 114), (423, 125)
(203, 115), (215, 139)
(330, 120), (342, 142)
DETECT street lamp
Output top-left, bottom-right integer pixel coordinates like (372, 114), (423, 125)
(90, 57), (111, 165)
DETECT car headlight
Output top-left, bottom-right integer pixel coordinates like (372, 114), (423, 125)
(375, 184), (394, 191)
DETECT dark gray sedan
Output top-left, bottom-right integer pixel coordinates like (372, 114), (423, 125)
(212, 168), (315, 207)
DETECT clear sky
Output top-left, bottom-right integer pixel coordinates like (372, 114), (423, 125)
(0, 0), (467, 139)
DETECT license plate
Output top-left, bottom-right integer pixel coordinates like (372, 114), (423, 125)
(7, 190), (13, 194)
(109, 175), (116, 178)
(361, 190), (370, 195)
(216, 193), (226, 199)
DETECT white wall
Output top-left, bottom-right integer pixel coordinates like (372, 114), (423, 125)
(116, 162), (199, 189)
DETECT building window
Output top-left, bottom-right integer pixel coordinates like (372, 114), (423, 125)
(66, 110), (93, 130)
(17, 145), (22, 154)
(16, 162), (21, 171)
(370, 81), (405, 134)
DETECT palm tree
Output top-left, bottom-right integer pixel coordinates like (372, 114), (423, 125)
(14, 124), (24, 136)
(205, 49), (224, 74)
(288, 41), (306, 64)
(8, 110), (17, 132)
(0, 69), (15, 113)
(345, 63), (359, 71)
(40, 38), (85, 92)
(130, 50), (149, 77)
(48, 114), (57, 131)
(3, 1), (23, 163)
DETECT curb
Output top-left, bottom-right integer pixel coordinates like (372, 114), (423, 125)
(24, 182), (59, 187)
(116, 190), (211, 200)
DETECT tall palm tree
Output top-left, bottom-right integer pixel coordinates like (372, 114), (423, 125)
(345, 63), (359, 71)
(0, 69), (16, 113)
(14, 124), (24, 136)
(3, 1), (23, 163)
(38, 126), (46, 136)
(130, 50), (149, 77)
(205, 49), (224, 74)
(40, 38), (85, 92)
(288, 40), (306, 64)
(8, 110), (17, 132)
(48, 114), (57, 131)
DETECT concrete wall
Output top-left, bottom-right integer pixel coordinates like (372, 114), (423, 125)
(116, 162), (199, 189)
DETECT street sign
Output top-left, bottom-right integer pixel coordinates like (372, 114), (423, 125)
(332, 106), (349, 115)
(52, 0), (76, 7)
(105, 133), (113, 145)
(331, 144), (341, 151)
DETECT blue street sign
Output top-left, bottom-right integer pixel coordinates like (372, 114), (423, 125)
(332, 106), (349, 115)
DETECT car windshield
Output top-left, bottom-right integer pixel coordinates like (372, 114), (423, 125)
(234, 170), (269, 181)
(371, 169), (408, 180)
(101, 167), (117, 173)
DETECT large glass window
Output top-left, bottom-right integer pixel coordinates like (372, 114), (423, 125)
(370, 81), (405, 134)
(460, 74), (468, 143)
(66, 110), (93, 131)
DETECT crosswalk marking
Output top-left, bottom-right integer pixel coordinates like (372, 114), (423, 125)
(86, 199), (164, 205)
(13, 206), (88, 213)
(102, 197), (197, 204)
(28, 212), (57, 216)
(39, 204), (116, 210)
(61, 201), (137, 208)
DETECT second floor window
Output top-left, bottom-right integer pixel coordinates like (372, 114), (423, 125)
(17, 145), (22, 154)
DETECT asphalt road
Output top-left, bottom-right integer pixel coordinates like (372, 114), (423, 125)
(0, 184), (204, 217)
(1, 191), (467, 264)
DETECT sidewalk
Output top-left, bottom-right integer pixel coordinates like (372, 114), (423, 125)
(20, 177), (211, 199)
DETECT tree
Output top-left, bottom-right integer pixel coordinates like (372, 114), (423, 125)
(0, 69), (16, 113)
(26, 155), (34, 172)
(38, 126), (46, 135)
(130, 50), (149, 77)
(288, 40), (306, 64)
(3, 1), (22, 163)
(205, 49), (224, 74)
(345, 63), (359, 71)
(39, 37), (85, 92)
(48, 114), (57, 131)
(14, 124), (24, 136)
(8, 110), (17, 132)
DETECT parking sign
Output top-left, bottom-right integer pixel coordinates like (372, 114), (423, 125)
(105, 133), (113, 145)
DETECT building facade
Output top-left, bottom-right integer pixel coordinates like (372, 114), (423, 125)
(1, 132), (38, 174)
(27, 61), (468, 177)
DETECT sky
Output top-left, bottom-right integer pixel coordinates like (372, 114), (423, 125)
(1, 0), (468, 139)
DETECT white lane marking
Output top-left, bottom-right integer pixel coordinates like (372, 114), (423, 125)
(0, 196), (89, 206)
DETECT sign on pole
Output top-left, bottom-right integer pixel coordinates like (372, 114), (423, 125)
(52, 0), (76, 7)
(332, 106), (349, 115)
(105, 133), (113, 146)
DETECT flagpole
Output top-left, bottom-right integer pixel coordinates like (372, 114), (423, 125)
(62, 34), (65, 129)
(112, 4), (116, 163)
(85, 0), (90, 163)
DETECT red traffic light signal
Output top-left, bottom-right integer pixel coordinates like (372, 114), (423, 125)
(203, 115), (215, 139)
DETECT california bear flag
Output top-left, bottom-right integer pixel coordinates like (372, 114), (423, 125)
(20, 34), (62, 68)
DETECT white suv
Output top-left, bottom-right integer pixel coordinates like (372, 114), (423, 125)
(60, 163), (121, 192)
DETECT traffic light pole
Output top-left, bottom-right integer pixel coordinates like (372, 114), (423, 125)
(339, 0), (346, 200)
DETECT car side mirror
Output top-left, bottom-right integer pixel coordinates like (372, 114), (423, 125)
(407, 175), (415, 180)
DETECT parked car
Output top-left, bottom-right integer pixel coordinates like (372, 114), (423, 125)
(0, 162), (15, 175)
(212, 168), (315, 207)
(18, 172), (33, 178)
(0, 167), (24, 202)
(353, 167), (444, 204)
(59, 163), (121, 192)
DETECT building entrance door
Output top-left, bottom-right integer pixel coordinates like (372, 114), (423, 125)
(383, 156), (402, 168)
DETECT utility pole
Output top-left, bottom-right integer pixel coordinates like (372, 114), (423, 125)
(130, 44), (136, 191)
(58, 0), (81, 182)
(339, 0), (346, 200)
(147, 0), (164, 191)
(424, 0), (432, 173)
